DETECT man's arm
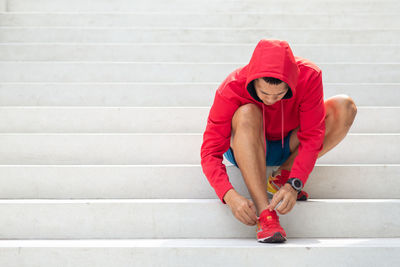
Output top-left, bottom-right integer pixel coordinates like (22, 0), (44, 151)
(200, 88), (239, 204)
(288, 70), (326, 186)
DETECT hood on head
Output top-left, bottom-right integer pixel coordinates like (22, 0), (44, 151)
(245, 39), (300, 103)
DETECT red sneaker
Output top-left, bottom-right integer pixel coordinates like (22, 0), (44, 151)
(256, 209), (287, 243)
(267, 169), (309, 201)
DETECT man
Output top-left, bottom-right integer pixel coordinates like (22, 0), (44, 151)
(200, 39), (357, 243)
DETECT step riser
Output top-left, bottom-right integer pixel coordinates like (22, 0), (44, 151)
(0, 107), (397, 133)
(2, 13), (400, 28)
(0, 200), (397, 238)
(1, 62), (399, 83)
(1, 28), (399, 44)
(0, 165), (398, 199)
(0, 245), (397, 267)
(0, 134), (398, 164)
(1, 44), (399, 62)
(0, 84), (398, 107)
(6, 0), (400, 13)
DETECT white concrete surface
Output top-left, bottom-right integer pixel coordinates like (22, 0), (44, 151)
(0, 106), (397, 133)
(0, 62), (399, 83)
(0, 164), (398, 199)
(1, 13), (399, 28)
(0, 238), (398, 267)
(0, 199), (397, 238)
(0, 83), (398, 106)
(0, 133), (398, 164)
(1, 44), (399, 62)
(1, 27), (399, 44)
(5, 0), (400, 13)
(0, 0), (5, 12)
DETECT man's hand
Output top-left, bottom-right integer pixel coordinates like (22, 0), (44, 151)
(267, 183), (297, 215)
(224, 189), (258, 226)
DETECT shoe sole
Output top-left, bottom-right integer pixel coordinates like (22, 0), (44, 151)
(297, 195), (308, 201)
(257, 232), (287, 243)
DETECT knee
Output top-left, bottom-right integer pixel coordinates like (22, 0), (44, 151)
(233, 103), (263, 130)
(331, 95), (357, 129)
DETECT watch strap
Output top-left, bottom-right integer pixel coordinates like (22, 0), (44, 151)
(286, 178), (303, 192)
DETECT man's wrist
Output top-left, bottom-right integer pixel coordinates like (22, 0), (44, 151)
(283, 183), (298, 193)
(223, 188), (237, 203)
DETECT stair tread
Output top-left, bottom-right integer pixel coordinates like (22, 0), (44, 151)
(0, 238), (399, 247)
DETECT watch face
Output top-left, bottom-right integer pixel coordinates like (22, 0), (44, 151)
(294, 180), (301, 188)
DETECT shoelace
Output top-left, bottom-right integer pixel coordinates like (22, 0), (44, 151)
(259, 213), (282, 229)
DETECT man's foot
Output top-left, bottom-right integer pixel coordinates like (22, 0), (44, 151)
(256, 209), (287, 243)
(267, 169), (309, 201)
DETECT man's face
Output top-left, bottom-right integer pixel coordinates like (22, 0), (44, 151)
(254, 78), (289, 105)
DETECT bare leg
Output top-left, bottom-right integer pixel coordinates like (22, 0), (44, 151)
(230, 103), (269, 216)
(277, 95), (358, 173)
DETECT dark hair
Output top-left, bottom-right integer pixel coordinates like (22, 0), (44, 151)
(260, 77), (283, 85)
(259, 77), (289, 91)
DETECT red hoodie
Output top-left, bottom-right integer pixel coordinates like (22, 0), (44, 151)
(200, 39), (326, 204)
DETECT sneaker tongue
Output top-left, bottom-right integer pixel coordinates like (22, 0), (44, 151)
(260, 209), (281, 228)
(260, 208), (278, 220)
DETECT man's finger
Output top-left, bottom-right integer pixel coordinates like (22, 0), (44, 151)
(241, 210), (255, 225)
(243, 204), (256, 224)
(237, 214), (247, 225)
(277, 195), (290, 213)
(244, 208), (257, 225)
(247, 201), (258, 221)
(268, 192), (283, 211)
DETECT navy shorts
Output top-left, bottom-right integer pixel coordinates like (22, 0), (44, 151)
(223, 130), (293, 167)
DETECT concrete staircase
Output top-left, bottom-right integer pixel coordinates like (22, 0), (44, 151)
(0, 0), (399, 266)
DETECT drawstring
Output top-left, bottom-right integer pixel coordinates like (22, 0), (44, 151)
(281, 101), (284, 149)
(262, 105), (266, 159)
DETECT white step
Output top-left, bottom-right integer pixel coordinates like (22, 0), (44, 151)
(1, 13), (399, 28)
(1, 62), (399, 83)
(0, 238), (399, 267)
(0, 199), (397, 238)
(1, 44), (399, 63)
(0, 238), (398, 267)
(0, 134), (398, 164)
(0, 164), (398, 199)
(5, 0), (399, 13)
(0, 0), (397, 265)
(1, 27), (399, 44)
(0, 83), (398, 107)
(0, 106), (396, 133)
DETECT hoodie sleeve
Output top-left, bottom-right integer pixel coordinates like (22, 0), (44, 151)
(200, 88), (240, 204)
(288, 70), (326, 186)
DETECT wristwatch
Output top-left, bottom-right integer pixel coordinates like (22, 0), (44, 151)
(286, 178), (303, 193)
